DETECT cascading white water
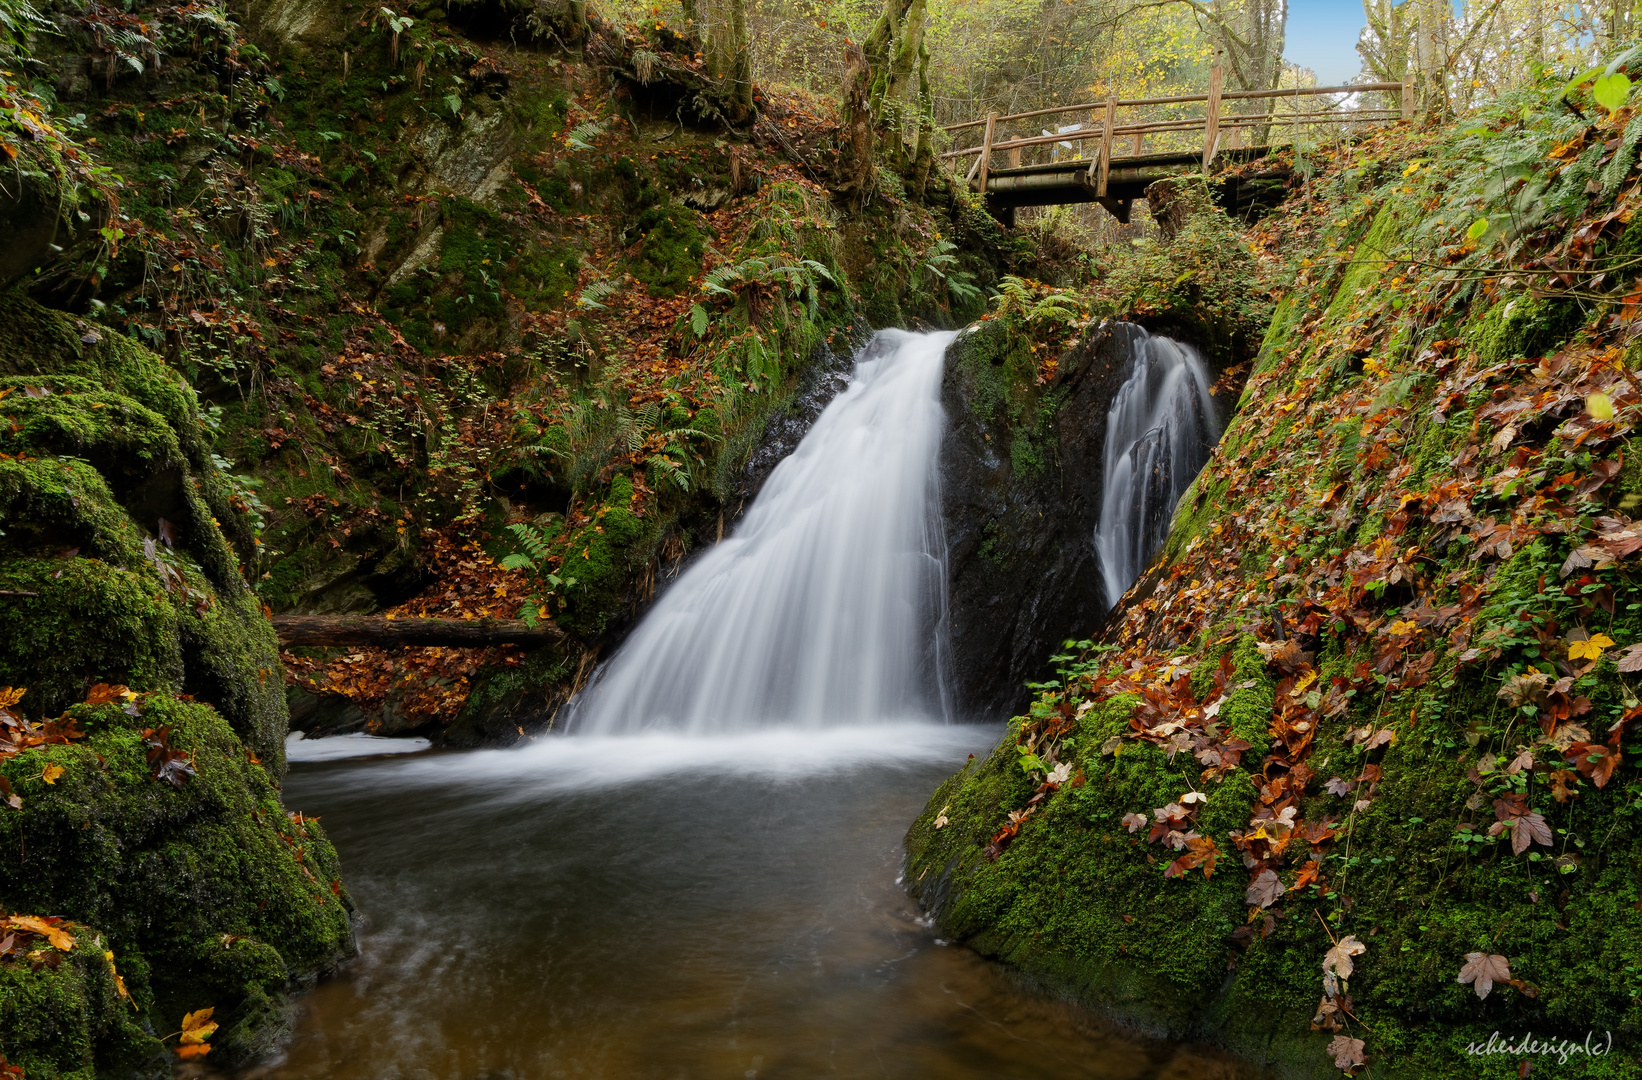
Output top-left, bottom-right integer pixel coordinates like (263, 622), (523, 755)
(1095, 327), (1221, 607)
(568, 329), (955, 735)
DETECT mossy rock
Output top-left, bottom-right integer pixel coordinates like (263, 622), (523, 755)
(0, 411), (287, 768)
(629, 202), (707, 295)
(0, 696), (355, 1073)
(909, 641), (1641, 1078)
(0, 929), (164, 1080)
(0, 288), (259, 580)
(1471, 294), (1584, 364)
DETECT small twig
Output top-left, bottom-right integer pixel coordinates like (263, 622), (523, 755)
(0, 590), (40, 597)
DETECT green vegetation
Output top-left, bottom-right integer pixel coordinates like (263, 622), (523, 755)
(913, 62), (1642, 1079)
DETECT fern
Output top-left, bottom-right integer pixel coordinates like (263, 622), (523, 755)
(577, 280), (617, 310)
(503, 522), (551, 566)
(632, 48), (659, 85)
(567, 118), (609, 152)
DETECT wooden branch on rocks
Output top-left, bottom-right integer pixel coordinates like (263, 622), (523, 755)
(273, 615), (564, 649)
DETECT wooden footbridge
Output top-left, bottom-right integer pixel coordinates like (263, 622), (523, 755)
(941, 66), (1415, 224)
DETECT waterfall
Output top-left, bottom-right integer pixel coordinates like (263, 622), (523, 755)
(568, 330), (955, 735)
(1095, 328), (1220, 607)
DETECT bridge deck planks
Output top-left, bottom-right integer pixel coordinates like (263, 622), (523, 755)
(977, 146), (1274, 220)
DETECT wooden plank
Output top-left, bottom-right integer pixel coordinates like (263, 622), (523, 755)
(1095, 93), (1116, 197)
(939, 109), (1401, 161)
(975, 110), (998, 192)
(273, 615), (564, 648)
(1202, 60), (1223, 173)
(1401, 69), (1414, 120)
(941, 82), (1404, 132)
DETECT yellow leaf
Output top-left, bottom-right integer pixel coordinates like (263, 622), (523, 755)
(40, 763), (64, 785)
(175, 1043), (212, 1059)
(6, 915), (75, 951)
(1588, 393), (1615, 421)
(1569, 633), (1613, 660)
(0, 686), (24, 709)
(1387, 620), (1418, 636)
(180, 1007), (217, 1045)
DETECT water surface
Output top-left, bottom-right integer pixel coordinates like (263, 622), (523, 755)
(254, 727), (1261, 1080)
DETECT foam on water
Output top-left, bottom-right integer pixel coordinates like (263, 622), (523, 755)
(301, 722), (993, 798)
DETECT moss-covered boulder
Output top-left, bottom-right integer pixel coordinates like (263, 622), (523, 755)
(0, 287), (351, 1072)
(0, 291), (284, 767)
(0, 696), (354, 1076)
(0, 919), (162, 1080)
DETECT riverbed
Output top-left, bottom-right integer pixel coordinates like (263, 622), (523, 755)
(251, 725), (1260, 1080)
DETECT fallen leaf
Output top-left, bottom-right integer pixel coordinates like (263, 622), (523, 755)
(40, 763), (64, 785)
(1328, 1034), (1366, 1072)
(84, 683), (129, 706)
(1509, 811), (1553, 855)
(1246, 868), (1283, 908)
(1323, 935), (1366, 980)
(1458, 952), (1511, 999)
(4, 916), (74, 951)
(180, 1006), (217, 1045)
(1498, 670), (1550, 707)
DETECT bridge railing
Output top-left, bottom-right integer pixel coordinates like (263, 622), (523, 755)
(941, 68), (1413, 197)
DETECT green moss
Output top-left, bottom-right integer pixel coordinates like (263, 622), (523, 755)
(0, 696), (354, 1072)
(555, 474), (654, 636)
(1471, 294), (1584, 364)
(628, 203), (707, 295)
(0, 396), (287, 767)
(945, 319), (1060, 480)
(0, 937), (162, 1080)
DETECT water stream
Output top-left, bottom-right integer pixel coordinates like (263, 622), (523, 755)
(257, 332), (1260, 1079)
(1095, 329), (1221, 606)
(264, 734), (1257, 1079)
(569, 329), (953, 735)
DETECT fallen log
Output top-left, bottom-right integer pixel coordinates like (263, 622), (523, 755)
(272, 615), (563, 648)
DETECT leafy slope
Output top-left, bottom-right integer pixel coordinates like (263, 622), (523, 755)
(910, 77), (1642, 1078)
(1, 0), (1042, 743)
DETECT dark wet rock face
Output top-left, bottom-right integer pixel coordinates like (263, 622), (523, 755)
(939, 320), (1236, 721)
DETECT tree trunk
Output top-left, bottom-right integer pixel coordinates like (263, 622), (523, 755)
(1414, 0), (1449, 118)
(837, 40), (875, 208)
(729, 0), (753, 119)
(910, 39), (935, 197)
(273, 615), (564, 648)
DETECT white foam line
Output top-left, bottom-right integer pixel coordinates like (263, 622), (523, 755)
(309, 722), (999, 798)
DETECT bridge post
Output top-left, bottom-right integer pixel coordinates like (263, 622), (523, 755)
(974, 110), (998, 193)
(1202, 59), (1223, 173)
(1095, 93), (1116, 197)
(1400, 69), (1415, 121)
